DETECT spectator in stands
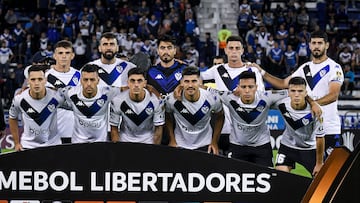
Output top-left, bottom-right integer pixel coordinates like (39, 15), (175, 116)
(350, 37), (360, 52)
(284, 44), (298, 76)
(276, 24), (289, 46)
(268, 41), (284, 78)
(325, 18), (338, 42)
(237, 8), (251, 41)
(341, 64), (355, 96)
(287, 26), (298, 49)
(4, 8), (17, 29)
(61, 17), (76, 41)
(0, 40), (13, 79)
(335, 2), (349, 24)
(239, 0), (251, 15)
(352, 47), (360, 72)
(338, 46), (352, 66)
(218, 24), (232, 56)
(202, 32), (215, 66)
(256, 25), (271, 50)
(79, 15), (91, 43)
(296, 37), (310, 66)
(0, 98), (5, 146)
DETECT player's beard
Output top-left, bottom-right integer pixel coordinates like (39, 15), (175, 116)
(312, 49), (325, 59)
(160, 54), (173, 64)
(102, 51), (116, 60)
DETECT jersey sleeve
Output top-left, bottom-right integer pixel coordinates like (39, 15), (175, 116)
(330, 63), (344, 84)
(210, 92), (223, 113)
(109, 97), (122, 127)
(200, 65), (218, 80)
(153, 97), (165, 126)
(9, 96), (21, 119)
(165, 93), (175, 113)
(268, 90), (288, 105)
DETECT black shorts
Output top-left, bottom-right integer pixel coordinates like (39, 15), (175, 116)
(228, 142), (273, 167)
(275, 143), (316, 174)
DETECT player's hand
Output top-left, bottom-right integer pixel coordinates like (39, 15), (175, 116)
(14, 143), (23, 152)
(310, 101), (322, 120)
(312, 163), (323, 177)
(168, 140), (178, 148)
(208, 142), (219, 155)
(145, 84), (161, 98)
(173, 85), (183, 101)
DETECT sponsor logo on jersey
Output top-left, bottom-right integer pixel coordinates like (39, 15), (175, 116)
(222, 73), (229, 78)
(155, 74), (163, 80)
(125, 109), (134, 115)
(72, 77), (79, 84)
(76, 101), (85, 106)
(54, 80), (62, 86)
(180, 108), (189, 114)
(26, 108), (36, 114)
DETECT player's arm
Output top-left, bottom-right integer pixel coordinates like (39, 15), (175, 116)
(153, 125), (163, 145)
(208, 109), (224, 155)
(9, 118), (22, 151)
(110, 125), (119, 142)
(314, 81), (342, 106)
(249, 63), (291, 89)
(306, 96), (322, 119)
(165, 112), (177, 147)
(313, 136), (325, 177)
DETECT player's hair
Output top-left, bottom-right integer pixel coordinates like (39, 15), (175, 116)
(128, 67), (146, 79)
(81, 64), (99, 73)
(182, 66), (200, 77)
(54, 40), (73, 50)
(28, 64), (48, 75)
(288, 77), (307, 86)
(310, 30), (328, 42)
(239, 71), (256, 82)
(100, 32), (117, 41)
(157, 34), (176, 46)
(226, 36), (244, 45)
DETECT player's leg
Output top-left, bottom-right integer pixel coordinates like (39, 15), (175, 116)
(252, 142), (273, 167)
(324, 134), (341, 159)
(275, 144), (296, 172)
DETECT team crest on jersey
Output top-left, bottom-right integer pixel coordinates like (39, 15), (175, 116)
(302, 118), (309, 125)
(201, 106), (209, 114)
(175, 72), (182, 81)
(256, 105), (265, 112)
(145, 107), (153, 115)
(116, 64), (124, 74)
(97, 99), (105, 107)
(72, 77), (79, 84)
(320, 69), (327, 77)
(47, 104), (56, 112)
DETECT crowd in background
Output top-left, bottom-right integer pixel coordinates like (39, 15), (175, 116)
(0, 0), (359, 107)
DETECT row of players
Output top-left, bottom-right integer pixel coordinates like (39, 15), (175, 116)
(9, 31), (344, 177)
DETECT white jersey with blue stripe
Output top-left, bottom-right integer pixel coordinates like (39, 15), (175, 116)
(109, 89), (165, 144)
(165, 89), (223, 149)
(292, 58), (344, 134)
(88, 58), (136, 87)
(276, 97), (325, 150)
(9, 88), (65, 149)
(200, 63), (265, 135)
(64, 85), (120, 143)
(220, 90), (287, 147)
(45, 67), (81, 139)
